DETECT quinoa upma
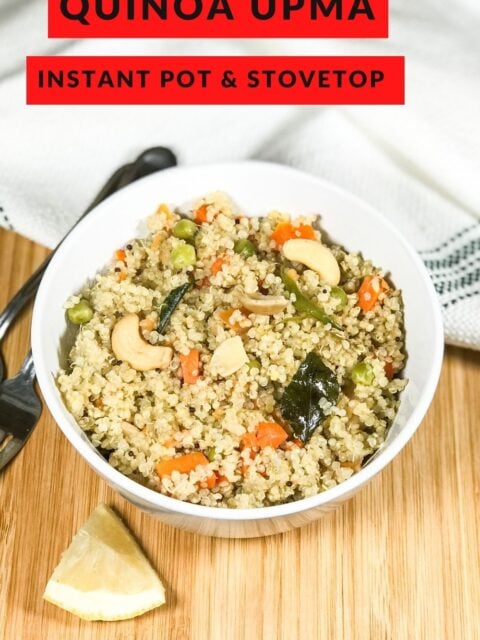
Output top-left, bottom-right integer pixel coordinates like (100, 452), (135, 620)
(57, 193), (407, 508)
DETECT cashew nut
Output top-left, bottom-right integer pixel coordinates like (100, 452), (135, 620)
(210, 335), (248, 378)
(282, 239), (341, 286)
(240, 292), (288, 315)
(111, 314), (172, 372)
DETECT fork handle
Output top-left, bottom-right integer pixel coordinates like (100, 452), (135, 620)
(0, 164), (129, 342)
(0, 263), (50, 341)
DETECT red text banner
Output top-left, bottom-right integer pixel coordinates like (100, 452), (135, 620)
(48, 0), (388, 39)
(26, 56), (405, 105)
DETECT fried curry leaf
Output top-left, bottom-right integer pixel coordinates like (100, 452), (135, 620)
(280, 268), (341, 330)
(279, 352), (340, 443)
(157, 282), (192, 334)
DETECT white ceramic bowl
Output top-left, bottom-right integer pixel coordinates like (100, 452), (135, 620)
(32, 161), (444, 538)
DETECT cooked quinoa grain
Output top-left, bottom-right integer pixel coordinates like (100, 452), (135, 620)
(57, 193), (407, 508)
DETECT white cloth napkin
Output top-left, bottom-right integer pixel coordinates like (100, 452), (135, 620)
(0, 0), (479, 350)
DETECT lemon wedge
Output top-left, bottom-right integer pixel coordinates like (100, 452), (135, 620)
(43, 504), (166, 621)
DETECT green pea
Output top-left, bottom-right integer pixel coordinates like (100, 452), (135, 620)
(330, 286), (348, 310)
(247, 358), (261, 370)
(234, 239), (256, 258)
(67, 299), (93, 325)
(351, 362), (375, 386)
(173, 219), (198, 240)
(207, 447), (216, 462)
(171, 244), (196, 270)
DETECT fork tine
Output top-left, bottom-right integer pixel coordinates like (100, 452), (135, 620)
(0, 350), (41, 474)
(0, 435), (24, 472)
(0, 426), (8, 445)
(0, 433), (12, 451)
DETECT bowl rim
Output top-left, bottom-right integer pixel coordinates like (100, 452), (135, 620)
(31, 160), (444, 522)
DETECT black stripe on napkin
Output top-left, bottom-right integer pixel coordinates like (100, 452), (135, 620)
(420, 224), (480, 309)
(419, 223), (480, 256)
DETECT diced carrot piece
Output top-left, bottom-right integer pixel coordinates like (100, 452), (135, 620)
(205, 474), (217, 489)
(195, 204), (209, 224)
(293, 438), (304, 448)
(117, 271), (127, 282)
(255, 422), (288, 448)
(219, 308), (235, 324)
(357, 276), (389, 312)
(156, 452), (209, 477)
(384, 361), (395, 380)
(156, 203), (173, 219)
(211, 257), (226, 275)
(218, 308), (248, 335)
(271, 223), (295, 245)
(241, 432), (258, 449)
(242, 424), (288, 450)
(115, 249), (127, 263)
(179, 349), (201, 384)
(297, 224), (315, 240)
(271, 222), (315, 246)
(198, 472), (228, 490)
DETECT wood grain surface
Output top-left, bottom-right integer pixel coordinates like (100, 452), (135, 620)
(0, 228), (479, 640)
